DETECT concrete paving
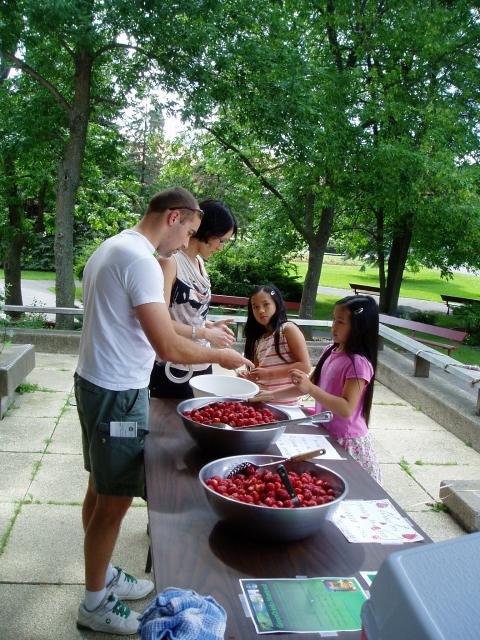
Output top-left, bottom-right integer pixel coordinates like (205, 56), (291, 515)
(0, 352), (474, 639)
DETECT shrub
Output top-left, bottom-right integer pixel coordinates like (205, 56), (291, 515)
(207, 243), (303, 301)
(74, 238), (103, 280)
(453, 304), (480, 346)
(411, 310), (437, 325)
(22, 233), (55, 271)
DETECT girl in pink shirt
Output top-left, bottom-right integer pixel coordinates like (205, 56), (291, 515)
(290, 295), (381, 483)
(238, 284), (310, 405)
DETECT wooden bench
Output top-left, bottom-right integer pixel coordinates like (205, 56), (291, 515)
(349, 282), (380, 296)
(441, 294), (480, 315)
(379, 313), (467, 362)
(210, 294), (301, 314)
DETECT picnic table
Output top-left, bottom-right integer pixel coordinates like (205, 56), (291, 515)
(379, 313), (467, 359)
(144, 398), (431, 639)
(440, 294), (480, 315)
(349, 283), (380, 296)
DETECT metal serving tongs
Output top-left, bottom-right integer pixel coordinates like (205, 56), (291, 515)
(277, 464), (301, 507)
(264, 409), (333, 429)
(213, 409), (333, 431)
(225, 448), (326, 479)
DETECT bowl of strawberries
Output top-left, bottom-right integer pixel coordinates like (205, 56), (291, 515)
(177, 397), (290, 456)
(199, 455), (348, 541)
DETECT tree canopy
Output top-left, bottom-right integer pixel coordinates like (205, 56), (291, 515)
(1, 0), (479, 319)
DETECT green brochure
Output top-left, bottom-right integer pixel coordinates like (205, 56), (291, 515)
(240, 577), (368, 634)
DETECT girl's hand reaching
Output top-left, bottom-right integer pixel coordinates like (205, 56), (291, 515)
(290, 368), (312, 394)
(237, 368), (257, 382)
(247, 366), (270, 384)
(237, 366), (267, 383)
(205, 319), (236, 348)
(251, 391), (275, 403)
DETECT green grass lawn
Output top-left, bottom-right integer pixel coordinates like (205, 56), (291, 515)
(292, 259), (480, 302)
(0, 270), (56, 280)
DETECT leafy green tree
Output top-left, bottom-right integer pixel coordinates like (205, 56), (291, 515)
(177, 0), (480, 316)
(122, 94), (166, 203)
(0, 61), (61, 315)
(177, 1), (362, 317)
(1, 0), (236, 326)
(335, 1), (480, 313)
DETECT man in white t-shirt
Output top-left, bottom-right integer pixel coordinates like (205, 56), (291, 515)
(74, 187), (252, 635)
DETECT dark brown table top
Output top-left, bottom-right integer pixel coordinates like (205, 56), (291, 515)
(145, 398), (432, 639)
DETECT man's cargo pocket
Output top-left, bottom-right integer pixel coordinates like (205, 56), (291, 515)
(91, 426), (146, 495)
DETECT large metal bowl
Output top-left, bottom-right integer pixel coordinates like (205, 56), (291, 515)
(199, 455), (348, 541)
(177, 397), (289, 456)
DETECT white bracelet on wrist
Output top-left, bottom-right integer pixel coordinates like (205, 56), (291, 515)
(191, 325), (196, 340)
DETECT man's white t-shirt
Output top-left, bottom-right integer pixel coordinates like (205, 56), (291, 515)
(76, 230), (165, 390)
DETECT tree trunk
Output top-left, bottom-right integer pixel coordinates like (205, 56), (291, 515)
(3, 155), (24, 320)
(383, 224), (413, 315)
(300, 204), (335, 338)
(375, 208), (387, 311)
(28, 182), (47, 234)
(54, 50), (92, 329)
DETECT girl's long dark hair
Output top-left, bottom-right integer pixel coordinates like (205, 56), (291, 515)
(244, 284), (288, 363)
(312, 295), (379, 425)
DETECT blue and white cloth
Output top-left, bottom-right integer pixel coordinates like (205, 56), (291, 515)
(138, 588), (227, 640)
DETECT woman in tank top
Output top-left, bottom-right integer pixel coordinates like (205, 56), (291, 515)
(149, 199), (237, 398)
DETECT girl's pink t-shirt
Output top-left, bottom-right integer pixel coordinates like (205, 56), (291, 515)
(314, 349), (373, 439)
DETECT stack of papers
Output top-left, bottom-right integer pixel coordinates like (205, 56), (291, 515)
(275, 433), (345, 460)
(331, 499), (424, 544)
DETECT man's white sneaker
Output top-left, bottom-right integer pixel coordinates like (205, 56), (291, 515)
(110, 566), (154, 601)
(77, 592), (140, 635)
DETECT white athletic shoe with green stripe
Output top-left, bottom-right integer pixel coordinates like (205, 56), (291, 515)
(77, 592), (140, 635)
(110, 566), (154, 601)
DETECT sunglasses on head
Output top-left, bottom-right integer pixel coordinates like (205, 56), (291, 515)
(169, 206), (204, 218)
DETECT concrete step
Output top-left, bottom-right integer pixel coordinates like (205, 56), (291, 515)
(440, 480), (480, 532)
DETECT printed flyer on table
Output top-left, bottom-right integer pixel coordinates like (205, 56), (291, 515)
(240, 577), (368, 634)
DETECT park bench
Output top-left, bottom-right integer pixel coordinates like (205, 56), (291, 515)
(210, 294), (301, 315)
(440, 294), (480, 315)
(349, 282), (380, 296)
(378, 313), (467, 358)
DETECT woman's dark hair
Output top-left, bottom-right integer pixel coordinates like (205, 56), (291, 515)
(193, 199), (237, 243)
(244, 284), (288, 363)
(312, 295), (379, 425)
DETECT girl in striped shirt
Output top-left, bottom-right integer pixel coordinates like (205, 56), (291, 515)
(238, 284), (310, 405)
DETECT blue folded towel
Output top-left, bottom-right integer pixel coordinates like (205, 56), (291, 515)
(138, 587), (227, 640)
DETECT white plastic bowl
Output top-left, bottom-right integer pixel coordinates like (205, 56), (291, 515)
(189, 374), (259, 399)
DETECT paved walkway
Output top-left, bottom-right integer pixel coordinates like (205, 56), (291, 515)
(1, 279), (57, 307)
(1, 354), (477, 639)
